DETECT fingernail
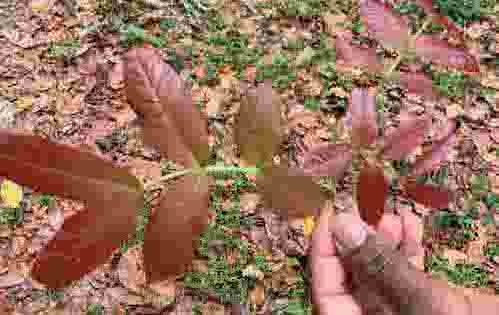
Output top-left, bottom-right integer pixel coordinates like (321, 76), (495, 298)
(331, 213), (370, 256)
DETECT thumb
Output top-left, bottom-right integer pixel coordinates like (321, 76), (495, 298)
(329, 212), (373, 256)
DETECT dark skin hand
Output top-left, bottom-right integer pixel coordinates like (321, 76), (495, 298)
(310, 209), (499, 315)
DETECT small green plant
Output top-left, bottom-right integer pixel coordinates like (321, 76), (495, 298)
(182, 0), (208, 17)
(484, 192), (498, 211)
(120, 25), (165, 48)
(37, 194), (54, 208)
(471, 174), (489, 196)
(0, 207), (22, 225)
(256, 53), (297, 89)
(429, 255), (489, 288)
(159, 18), (177, 30)
(484, 242), (499, 259)
(184, 255), (249, 304)
(304, 98), (321, 111)
(277, 0), (323, 16)
(120, 192), (152, 253)
(432, 70), (467, 98)
(254, 255), (272, 272)
(393, 1), (425, 16)
(433, 210), (477, 249)
(192, 303), (202, 315)
(47, 40), (80, 58)
(87, 303), (105, 315)
(433, 0), (481, 27)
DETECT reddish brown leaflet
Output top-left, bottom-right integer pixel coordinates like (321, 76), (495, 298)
(0, 129), (143, 288)
(235, 79), (282, 167)
(143, 175), (211, 282)
(357, 162), (389, 227)
(404, 180), (454, 209)
(124, 48), (210, 168)
(259, 166), (326, 218)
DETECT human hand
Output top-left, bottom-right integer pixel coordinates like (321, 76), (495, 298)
(310, 209), (499, 315)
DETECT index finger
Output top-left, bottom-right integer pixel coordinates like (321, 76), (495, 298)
(310, 210), (362, 315)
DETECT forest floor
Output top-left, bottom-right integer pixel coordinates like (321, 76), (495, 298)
(0, 0), (497, 314)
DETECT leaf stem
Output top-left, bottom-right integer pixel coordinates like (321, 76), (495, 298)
(144, 165), (261, 190)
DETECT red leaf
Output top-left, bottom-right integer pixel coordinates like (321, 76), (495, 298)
(381, 112), (431, 161)
(404, 181), (454, 209)
(411, 120), (457, 176)
(359, 0), (412, 50)
(143, 175), (211, 283)
(303, 143), (353, 178)
(357, 162), (389, 227)
(0, 129), (142, 205)
(235, 79), (282, 167)
(0, 129), (144, 288)
(259, 166), (326, 218)
(413, 36), (480, 74)
(124, 48), (210, 167)
(398, 72), (440, 100)
(335, 31), (383, 73)
(350, 88), (378, 147)
(32, 195), (141, 288)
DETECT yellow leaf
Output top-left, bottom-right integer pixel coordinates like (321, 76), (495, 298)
(304, 216), (316, 238)
(16, 96), (33, 113)
(0, 180), (23, 208)
(31, 0), (50, 13)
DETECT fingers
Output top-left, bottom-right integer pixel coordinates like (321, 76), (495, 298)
(311, 210), (362, 315)
(377, 214), (403, 249)
(399, 207), (424, 258)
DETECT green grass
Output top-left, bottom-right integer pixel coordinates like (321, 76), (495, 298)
(87, 304), (105, 315)
(120, 24), (165, 48)
(47, 40), (80, 58)
(0, 207), (23, 225)
(433, 0), (481, 27)
(484, 242), (499, 261)
(256, 53), (297, 89)
(275, 0), (324, 16)
(184, 254), (250, 304)
(119, 193), (150, 253)
(428, 255), (489, 288)
(431, 70), (467, 98)
(433, 209), (478, 249)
